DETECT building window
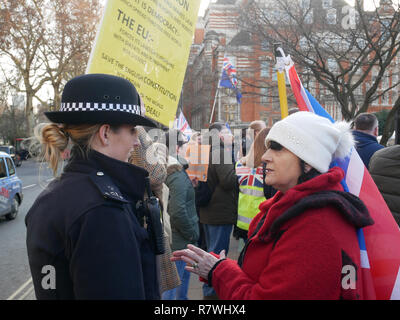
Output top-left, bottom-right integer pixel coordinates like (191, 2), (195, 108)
(260, 61), (270, 78)
(326, 8), (337, 25)
(223, 104), (236, 122)
(382, 71), (389, 90)
(322, 0), (332, 9)
(261, 40), (269, 51)
(260, 87), (269, 103)
(327, 58), (338, 73)
(272, 102), (281, 112)
(304, 9), (313, 24)
(299, 36), (309, 50)
(382, 93), (389, 105)
(300, 0), (310, 10)
(272, 117), (280, 124)
(392, 89), (399, 105)
(259, 111), (269, 123)
(307, 80), (317, 96)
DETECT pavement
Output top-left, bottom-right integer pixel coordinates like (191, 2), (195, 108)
(187, 235), (242, 300)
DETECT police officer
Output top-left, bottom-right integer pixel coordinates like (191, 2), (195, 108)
(25, 74), (160, 299)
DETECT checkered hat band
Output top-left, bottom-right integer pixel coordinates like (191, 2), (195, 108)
(60, 102), (142, 115)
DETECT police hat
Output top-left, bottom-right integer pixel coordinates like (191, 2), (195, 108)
(45, 73), (157, 127)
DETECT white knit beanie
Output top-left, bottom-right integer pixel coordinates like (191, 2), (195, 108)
(265, 112), (354, 173)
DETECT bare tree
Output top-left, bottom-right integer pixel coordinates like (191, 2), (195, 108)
(239, 0), (400, 145)
(37, 0), (102, 109)
(0, 0), (49, 134)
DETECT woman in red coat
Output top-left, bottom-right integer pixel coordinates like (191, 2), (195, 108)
(172, 112), (374, 300)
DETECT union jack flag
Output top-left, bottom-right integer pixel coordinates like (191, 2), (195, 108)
(219, 57), (242, 103)
(222, 57), (238, 87)
(236, 163), (264, 189)
(174, 111), (192, 140)
(285, 58), (400, 300)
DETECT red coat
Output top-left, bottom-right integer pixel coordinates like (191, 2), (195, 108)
(211, 167), (373, 300)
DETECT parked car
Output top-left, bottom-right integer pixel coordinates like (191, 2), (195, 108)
(0, 151), (23, 220)
(0, 145), (22, 167)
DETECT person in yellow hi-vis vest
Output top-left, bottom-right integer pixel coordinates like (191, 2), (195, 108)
(234, 128), (270, 244)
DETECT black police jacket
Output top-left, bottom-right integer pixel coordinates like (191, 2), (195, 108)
(25, 149), (160, 299)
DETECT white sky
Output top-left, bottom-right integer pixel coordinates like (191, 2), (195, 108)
(199, 0), (212, 16)
(198, 0), (399, 15)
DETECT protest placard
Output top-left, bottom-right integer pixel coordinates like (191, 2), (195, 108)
(87, 0), (200, 126)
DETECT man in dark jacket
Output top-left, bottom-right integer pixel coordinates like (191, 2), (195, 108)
(369, 144), (400, 226)
(353, 113), (384, 168)
(199, 122), (238, 299)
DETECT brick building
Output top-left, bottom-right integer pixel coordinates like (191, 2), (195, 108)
(182, 0), (399, 130)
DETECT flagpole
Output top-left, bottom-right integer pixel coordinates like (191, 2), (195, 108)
(274, 44), (289, 119)
(209, 86), (219, 124)
(237, 98), (241, 122)
(210, 54), (226, 124)
(218, 87), (221, 121)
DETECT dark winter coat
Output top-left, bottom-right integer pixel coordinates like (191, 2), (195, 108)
(353, 130), (384, 168)
(199, 144), (238, 225)
(166, 156), (199, 251)
(25, 149), (160, 300)
(369, 145), (400, 226)
(208, 167), (374, 299)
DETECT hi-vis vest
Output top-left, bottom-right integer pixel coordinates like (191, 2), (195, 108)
(235, 162), (266, 231)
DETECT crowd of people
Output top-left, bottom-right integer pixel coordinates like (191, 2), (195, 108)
(24, 74), (399, 300)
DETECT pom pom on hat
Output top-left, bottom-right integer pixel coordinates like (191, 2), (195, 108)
(265, 112), (354, 173)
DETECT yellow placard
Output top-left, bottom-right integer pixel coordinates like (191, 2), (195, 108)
(185, 143), (210, 182)
(86, 0), (200, 126)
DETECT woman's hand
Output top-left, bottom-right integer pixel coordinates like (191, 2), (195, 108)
(171, 244), (226, 280)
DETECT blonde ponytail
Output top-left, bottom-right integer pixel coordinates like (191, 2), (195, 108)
(35, 123), (69, 176)
(35, 123), (102, 176)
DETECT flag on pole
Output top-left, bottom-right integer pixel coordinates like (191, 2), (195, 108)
(174, 111), (192, 140)
(219, 57), (242, 104)
(284, 57), (400, 300)
(274, 46), (289, 119)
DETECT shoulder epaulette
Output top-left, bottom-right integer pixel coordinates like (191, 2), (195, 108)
(88, 171), (129, 204)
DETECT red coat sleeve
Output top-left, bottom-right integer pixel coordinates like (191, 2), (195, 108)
(211, 209), (345, 299)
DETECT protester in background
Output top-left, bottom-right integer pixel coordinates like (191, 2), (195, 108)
(241, 128), (249, 157)
(353, 113), (384, 168)
(172, 112), (374, 300)
(198, 122), (238, 299)
(369, 144), (400, 227)
(234, 128), (269, 244)
(129, 126), (182, 296)
(186, 131), (207, 251)
(26, 74), (160, 299)
(162, 129), (199, 300)
(248, 120), (267, 140)
(190, 131), (202, 144)
(241, 121), (267, 160)
(129, 126), (167, 206)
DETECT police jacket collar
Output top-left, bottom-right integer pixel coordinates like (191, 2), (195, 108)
(64, 147), (148, 201)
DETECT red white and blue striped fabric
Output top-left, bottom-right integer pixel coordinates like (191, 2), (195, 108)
(174, 111), (192, 139)
(286, 62), (400, 300)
